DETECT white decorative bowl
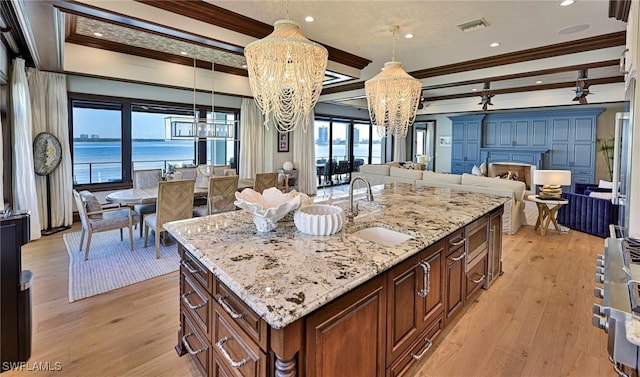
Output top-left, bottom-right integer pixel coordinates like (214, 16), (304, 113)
(294, 204), (344, 236)
(235, 188), (301, 232)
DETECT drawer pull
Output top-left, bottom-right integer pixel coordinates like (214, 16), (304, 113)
(449, 236), (466, 246)
(216, 336), (248, 368)
(449, 251), (466, 262)
(417, 261), (431, 298)
(471, 273), (486, 284)
(182, 332), (207, 355)
(182, 291), (207, 310)
(180, 260), (201, 274)
(218, 295), (247, 319)
(411, 337), (433, 360)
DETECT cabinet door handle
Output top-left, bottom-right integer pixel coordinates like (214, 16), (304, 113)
(411, 337), (433, 360)
(449, 251), (466, 262)
(471, 273), (486, 284)
(218, 295), (247, 319)
(449, 236), (466, 246)
(417, 261), (431, 298)
(180, 260), (201, 275)
(182, 291), (207, 310)
(216, 336), (248, 368)
(182, 332), (207, 355)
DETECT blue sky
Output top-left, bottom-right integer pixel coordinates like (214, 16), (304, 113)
(73, 108), (169, 139)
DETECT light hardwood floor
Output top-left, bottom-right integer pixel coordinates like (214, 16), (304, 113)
(5, 223), (613, 377)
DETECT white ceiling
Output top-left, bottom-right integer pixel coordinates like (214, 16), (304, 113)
(208, 0), (627, 79)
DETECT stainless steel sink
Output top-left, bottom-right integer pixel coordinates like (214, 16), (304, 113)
(351, 226), (413, 247)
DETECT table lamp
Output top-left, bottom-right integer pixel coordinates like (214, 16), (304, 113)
(533, 170), (572, 199)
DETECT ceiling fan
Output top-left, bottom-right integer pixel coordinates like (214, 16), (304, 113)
(572, 69), (591, 104)
(478, 82), (494, 110)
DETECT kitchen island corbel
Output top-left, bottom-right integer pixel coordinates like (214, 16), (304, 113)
(166, 183), (506, 377)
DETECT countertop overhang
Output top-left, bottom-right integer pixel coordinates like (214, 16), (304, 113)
(165, 183), (508, 329)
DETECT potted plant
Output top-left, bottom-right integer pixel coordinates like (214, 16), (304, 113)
(597, 137), (614, 181)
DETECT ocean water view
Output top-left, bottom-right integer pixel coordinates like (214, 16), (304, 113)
(73, 140), (382, 184)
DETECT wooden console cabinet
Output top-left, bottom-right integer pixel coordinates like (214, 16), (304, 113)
(177, 208), (503, 377)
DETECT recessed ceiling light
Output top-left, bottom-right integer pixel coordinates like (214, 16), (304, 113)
(405, 33), (414, 39)
(472, 88), (478, 91)
(180, 51), (188, 55)
(305, 16), (314, 22)
(560, 0), (575, 6)
(536, 80), (543, 84)
(490, 42), (500, 47)
(242, 64), (247, 68)
(93, 32), (103, 37)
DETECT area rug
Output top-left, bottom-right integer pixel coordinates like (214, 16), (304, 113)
(63, 229), (180, 302)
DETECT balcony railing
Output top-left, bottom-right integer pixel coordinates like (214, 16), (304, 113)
(73, 159), (196, 185)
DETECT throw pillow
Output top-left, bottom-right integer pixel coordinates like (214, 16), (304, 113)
(479, 162), (487, 176)
(471, 164), (482, 176)
(589, 191), (614, 200)
(80, 190), (103, 220)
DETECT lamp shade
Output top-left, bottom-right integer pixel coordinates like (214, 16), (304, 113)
(532, 170), (572, 186)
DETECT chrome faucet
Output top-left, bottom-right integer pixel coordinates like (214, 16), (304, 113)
(347, 176), (374, 222)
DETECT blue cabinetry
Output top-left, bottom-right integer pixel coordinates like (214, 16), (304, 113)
(451, 108), (604, 188)
(450, 115), (484, 174)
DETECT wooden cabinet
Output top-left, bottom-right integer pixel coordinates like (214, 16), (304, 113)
(386, 240), (444, 365)
(178, 208), (504, 377)
(305, 275), (387, 377)
(445, 230), (466, 323)
(450, 115), (484, 174)
(485, 208), (503, 288)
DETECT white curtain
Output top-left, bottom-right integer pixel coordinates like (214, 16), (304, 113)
(293, 110), (317, 195)
(27, 69), (73, 229)
(393, 135), (407, 162)
(11, 58), (41, 240)
(239, 98), (265, 179)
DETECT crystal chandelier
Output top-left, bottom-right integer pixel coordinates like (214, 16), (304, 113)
(365, 26), (422, 138)
(244, 14), (328, 133)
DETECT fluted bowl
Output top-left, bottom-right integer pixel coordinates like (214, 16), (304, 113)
(294, 204), (344, 236)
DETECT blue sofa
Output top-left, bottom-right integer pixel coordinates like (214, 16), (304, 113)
(557, 191), (619, 238)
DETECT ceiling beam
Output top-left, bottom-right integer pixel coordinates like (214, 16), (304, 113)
(608, 0), (632, 22)
(424, 76), (625, 102)
(134, 0), (372, 70)
(322, 31), (626, 96)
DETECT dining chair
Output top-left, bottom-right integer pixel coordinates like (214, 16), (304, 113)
(193, 175), (239, 217)
(73, 189), (140, 261)
(144, 179), (195, 258)
(132, 168), (163, 236)
(174, 167), (197, 180)
(254, 173), (278, 194)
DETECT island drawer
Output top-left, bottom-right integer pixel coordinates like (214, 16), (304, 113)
(466, 216), (489, 265)
(386, 314), (444, 377)
(466, 255), (487, 299)
(212, 300), (268, 377)
(215, 280), (268, 351)
(181, 246), (214, 293)
(181, 270), (212, 339)
(180, 309), (211, 377)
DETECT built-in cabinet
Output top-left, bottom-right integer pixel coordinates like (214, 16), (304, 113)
(450, 109), (604, 188)
(177, 207), (503, 377)
(451, 115), (484, 174)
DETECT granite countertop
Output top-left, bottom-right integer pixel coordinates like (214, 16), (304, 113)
(164, 182), (508, 329)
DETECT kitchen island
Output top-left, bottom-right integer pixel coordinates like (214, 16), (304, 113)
(165, 183), (507, 377)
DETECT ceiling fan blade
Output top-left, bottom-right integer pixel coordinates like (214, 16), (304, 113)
(572, 96), (580, 101)
(579, 97), (588, 104)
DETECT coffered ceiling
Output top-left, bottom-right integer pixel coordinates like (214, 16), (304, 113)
(6, 0), (631, 112)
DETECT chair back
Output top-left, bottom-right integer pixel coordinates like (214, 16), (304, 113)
(208, 175), (239, 215)
(174, 167), (197, 180)
(133, 169), (163, 189)
(73, 190), (90, 230)
(155, 179), (195, 231)
(254, 173), (278, 194)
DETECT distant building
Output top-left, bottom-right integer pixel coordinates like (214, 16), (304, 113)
(353, 128), (360, 144)
(79, 134), (89, 139)
(90, 134), (100, 139)
(318, 126), (328, 145)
